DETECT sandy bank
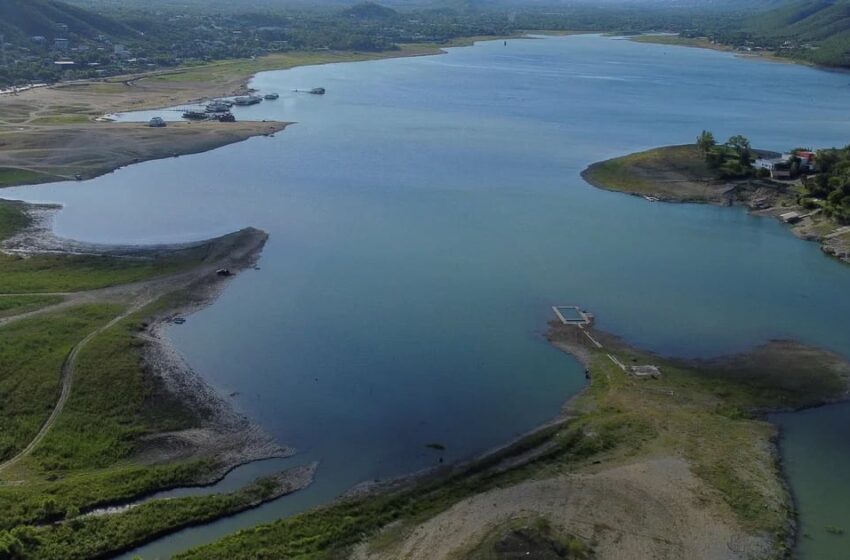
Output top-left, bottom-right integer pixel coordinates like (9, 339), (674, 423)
(0, 120), (287, 186)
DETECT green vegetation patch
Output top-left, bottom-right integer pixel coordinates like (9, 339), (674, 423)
(803, 145), (850, 223)
(581, 144), (715, 198)
(5, 473), (284, 560)
(0, 252), (201, 294)
(0, 200), (31, 241)
(0, 304), (121, 464)
(0, 199), (216, 294)
(0, 168), (57, 189)
(0, 295), (63, 318)
(27, 115), (91, 126)
(631, 34), (718, 49)
(0, 460), (213, 531)
(30, 308), (202, 474)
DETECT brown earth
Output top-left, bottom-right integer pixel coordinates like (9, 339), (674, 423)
(0, 44), (460, 188)
(0, 121), (287, 184)
(353, 457), (770, 560)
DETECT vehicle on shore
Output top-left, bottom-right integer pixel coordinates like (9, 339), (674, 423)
(148, 116), (167, 127)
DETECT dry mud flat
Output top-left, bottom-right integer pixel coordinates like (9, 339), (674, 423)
(0, 120), (287, 185)
(354, 457), (769, 560)
(342, 322), (850, 560)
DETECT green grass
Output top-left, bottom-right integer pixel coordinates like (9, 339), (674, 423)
(0, 168), (57, 189)
(27, 115), (91, 126)
(0, 201), (31, 240)
(582, 144), (714, 196)
(5, 473), (285, 560)
(142, 43), (451, 89)
(631, 34), (721, 50)
(0, 252), (203, 294)
(0, 460), (214, 530)
(0, 304), (122, 464)
(0, 200), (215, 294)
(0, 295), (64, 318)
(29, 307), (202, 474)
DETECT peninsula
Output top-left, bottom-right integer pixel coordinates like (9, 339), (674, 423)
(0, 199), (318, 559)
(171, 315), (850, 560)
(0, 46), (454, 187)
(582, 137), (850, 263)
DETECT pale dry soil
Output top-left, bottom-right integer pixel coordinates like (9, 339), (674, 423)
(354, 456), (768, 560)
(0, 44), (457, 187)
(0, 120), (286, 184)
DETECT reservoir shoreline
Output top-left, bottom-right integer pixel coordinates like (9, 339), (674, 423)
(1, 34), (848, 556)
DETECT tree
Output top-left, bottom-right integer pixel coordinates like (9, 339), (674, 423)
(696, 130), (716, 153)
(727, 134), (752, 163)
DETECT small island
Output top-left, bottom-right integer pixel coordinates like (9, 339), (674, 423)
(582, 132), (850, 263)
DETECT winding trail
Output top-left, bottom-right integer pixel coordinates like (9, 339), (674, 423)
(0, 227), (269, 477)
(0, 301), (147, 475)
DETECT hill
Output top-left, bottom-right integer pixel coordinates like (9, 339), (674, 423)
(744, 0), (850, 66)
(0, 0), (136, 43)
(342, 2), (398, 19)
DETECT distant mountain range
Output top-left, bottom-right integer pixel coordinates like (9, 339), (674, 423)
(0, 0), (136, 42)
(747, 0), (850, 40)
(741, 0), (850, 66)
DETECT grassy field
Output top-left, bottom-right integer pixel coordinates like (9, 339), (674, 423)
(0, 305), (122, 464)
(27, 115), (92, 126)
(8, 472), (294, 560)
(0, 200), (215, 293)
(28, 308), (202, 474)
(0, 252), (204, 293)
(146, 50), (420, 85)
(631, 34), (724, 51)
(0, 198), (302, 560)
(0, 168), (58, 189)
(174, 325), (849, 559)
(581, 144), (720, 200)
(0, 295), (63, 318)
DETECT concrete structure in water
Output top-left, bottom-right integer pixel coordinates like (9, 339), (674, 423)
(552, 305), (592, 326)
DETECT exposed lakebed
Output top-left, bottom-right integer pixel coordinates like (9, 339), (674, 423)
(4, 34), (850, 558)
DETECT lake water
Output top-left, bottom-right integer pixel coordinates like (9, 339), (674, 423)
(4, 35), (850, 559)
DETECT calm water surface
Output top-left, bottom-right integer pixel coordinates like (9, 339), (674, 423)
(5, 35), (850, 559)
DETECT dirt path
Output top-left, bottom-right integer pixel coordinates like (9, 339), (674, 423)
(0, 301), (146, 475)
(0, 227), (275, 477)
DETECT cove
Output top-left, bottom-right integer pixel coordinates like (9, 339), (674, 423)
(4, 35), (850, 559)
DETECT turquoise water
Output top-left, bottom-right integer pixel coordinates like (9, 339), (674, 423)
(5, 35), (850, 558)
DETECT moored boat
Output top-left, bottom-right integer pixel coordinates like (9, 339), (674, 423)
(233, 95), (263, 106)
(182, 110), (208, 120)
